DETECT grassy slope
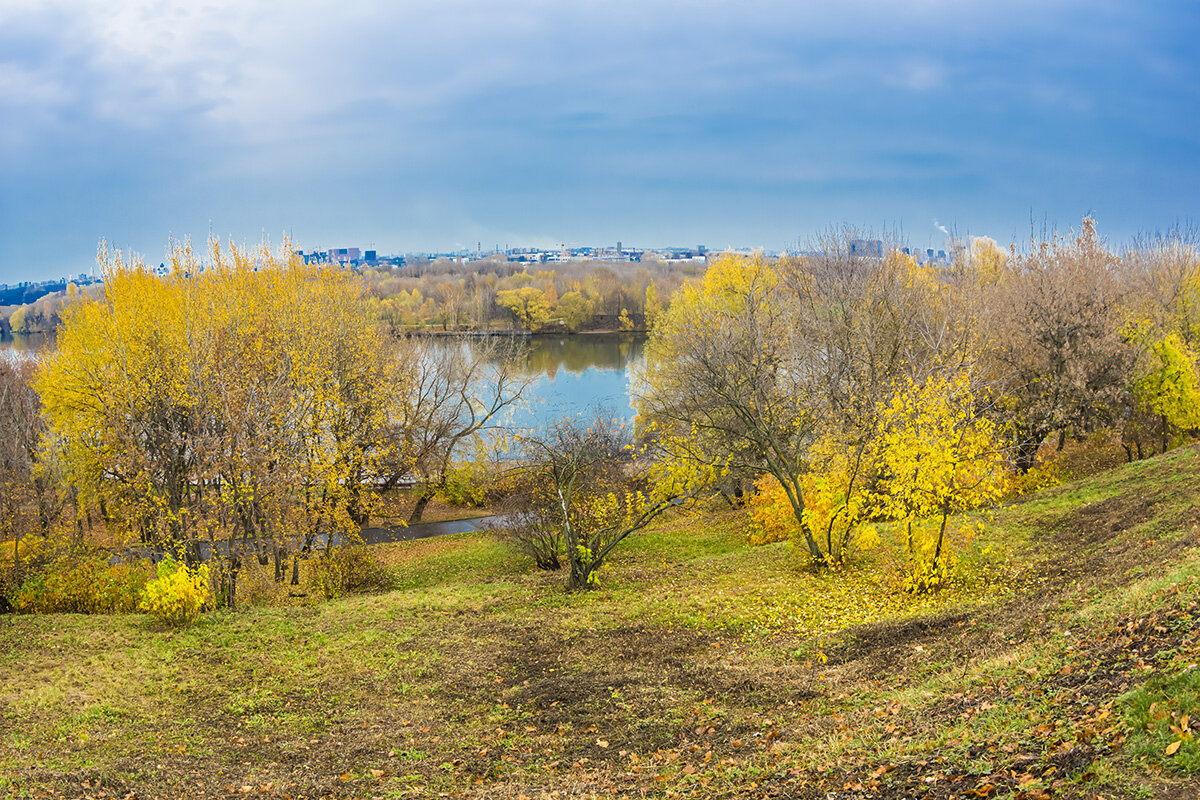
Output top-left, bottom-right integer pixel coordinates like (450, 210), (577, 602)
(1, 448), (1199, 800)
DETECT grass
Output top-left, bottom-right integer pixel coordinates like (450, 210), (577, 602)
(2, 446), (1200, 798)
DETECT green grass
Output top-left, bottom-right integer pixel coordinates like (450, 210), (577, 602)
(1123, 664), (1200, 775)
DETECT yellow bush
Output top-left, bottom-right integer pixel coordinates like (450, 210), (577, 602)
(138, 555), (210, 626)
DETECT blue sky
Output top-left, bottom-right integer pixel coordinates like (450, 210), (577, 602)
(2, 0), (1198, 283)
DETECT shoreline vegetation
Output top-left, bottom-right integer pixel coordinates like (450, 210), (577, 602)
(4, 220), (1200, 796)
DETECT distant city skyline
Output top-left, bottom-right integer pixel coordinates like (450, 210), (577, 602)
(3, 0), (1198, 284)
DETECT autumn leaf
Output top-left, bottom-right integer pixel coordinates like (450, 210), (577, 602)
(1165, 739), (1182, 755)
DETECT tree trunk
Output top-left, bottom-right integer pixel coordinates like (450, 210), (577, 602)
(228, 553), (241, 610)
(1014, 438), (1041, 474)
(934, 509), (949, 562)
(408, 487), (435, 523)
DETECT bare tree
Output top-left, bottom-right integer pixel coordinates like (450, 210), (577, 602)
(382, 336), (530, 523)
(981, 218), (1134, 471)
(513, 413), (688, 590)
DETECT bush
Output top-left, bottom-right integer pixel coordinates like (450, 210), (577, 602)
(138, 555), (210, 626)
(9, 551), (151, 614)
(1, 532), (74, 607)
(487, 495), (564, 571)
(310, 545), (394, 600)
(747, 474), (797, 546)
(437, 462), (488, 507)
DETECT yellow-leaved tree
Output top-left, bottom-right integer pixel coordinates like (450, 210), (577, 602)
(873, 372), (1008, 592)
(639, 235), (975, 569)
(496, 286), (552, 331)
(37, 238), (409, 607)
(1130, 332), (1200, 455)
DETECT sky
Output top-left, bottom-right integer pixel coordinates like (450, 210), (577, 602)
(1, 0), (1198, 283)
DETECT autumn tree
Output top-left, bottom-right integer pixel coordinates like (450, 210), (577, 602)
(981, 218), (1133, 471)
(556, 290), (594, 332)
(1128, 332), (1200, 455)
(639, 238), (966, 567)
(37, 238), (410, 606)
(873, 372), (1009, 592)
(387, 336), (529, 523)
(514, 413), (689, 590)
(0, 355), (44, 574)
(496, 286), (552, 331)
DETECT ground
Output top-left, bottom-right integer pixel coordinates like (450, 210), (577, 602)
(1, 446), (1199, 799)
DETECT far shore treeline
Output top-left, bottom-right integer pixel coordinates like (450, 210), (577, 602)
(4, 219), (1200, 617)
(1, 247), (701, 339)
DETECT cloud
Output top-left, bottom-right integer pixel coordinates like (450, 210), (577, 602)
(2, 0), (1198, 282)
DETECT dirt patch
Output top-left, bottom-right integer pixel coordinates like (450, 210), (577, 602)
(826, 612), (975, 667)
(1052, 495), (1156, 546)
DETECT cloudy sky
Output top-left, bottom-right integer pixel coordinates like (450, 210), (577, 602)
(1, 0), (1198, 282)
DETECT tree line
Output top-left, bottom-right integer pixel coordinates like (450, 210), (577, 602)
(361, 255), (696, 333)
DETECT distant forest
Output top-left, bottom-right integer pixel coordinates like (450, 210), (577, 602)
(2, 257), (704, 338)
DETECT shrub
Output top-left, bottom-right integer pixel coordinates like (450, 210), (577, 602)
(10, 551), (151, 614)
(1, 532), (74, 607)
(138, 555), (210, 626)
(487, 495), (564, 571)
(900, 517), (980, 594)
(310, 544), (394, 600)
(747, 474), (797, 546)
(438, 462), (488, 507)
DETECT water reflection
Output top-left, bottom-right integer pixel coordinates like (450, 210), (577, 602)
(514, 334), (644, 427)
(0, 332), (55, 355)
(521, 333), (643, 379)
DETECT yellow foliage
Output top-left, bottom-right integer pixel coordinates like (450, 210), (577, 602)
(138, 556), (209, 626)
(747, 474), (797, 545)
(874, 371), (1007, 592)
(884, 249), (941, 294)
(875, 372), (1007, 521)
(1004, 453), (1069, 497)
(496, 286), (552, 331)
(37, 238), (401, 556)
(970, 236), (1007, 285)
(1133, 332), (1200, 434)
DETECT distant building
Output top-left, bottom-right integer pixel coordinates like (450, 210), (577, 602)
(328, 247), (361, 264)
(850, 239), (883, 258)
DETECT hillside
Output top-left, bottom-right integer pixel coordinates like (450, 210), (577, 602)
(1, 447), (1199, 799)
